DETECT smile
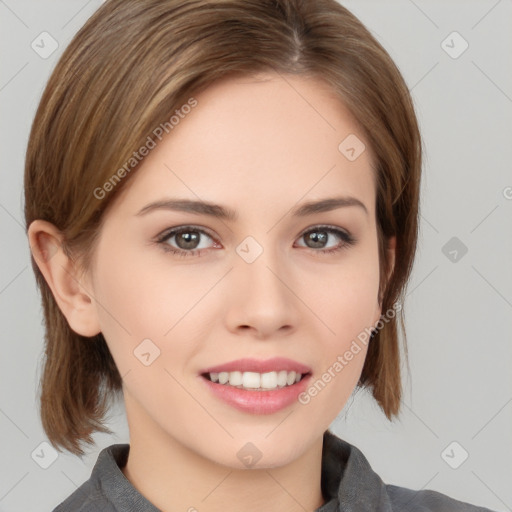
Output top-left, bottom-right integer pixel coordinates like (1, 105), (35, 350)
(203, 370), (307, 390)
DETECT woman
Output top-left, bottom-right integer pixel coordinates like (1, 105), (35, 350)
(24, 0), (496, 510)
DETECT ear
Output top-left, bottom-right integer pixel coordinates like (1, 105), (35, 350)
(28, 219), (101, 337)
(372, 235), (397, 326)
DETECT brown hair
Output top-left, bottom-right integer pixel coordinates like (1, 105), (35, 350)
(24, 0), (421, 456)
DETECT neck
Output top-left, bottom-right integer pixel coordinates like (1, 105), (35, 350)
(121, 395), (326, 512)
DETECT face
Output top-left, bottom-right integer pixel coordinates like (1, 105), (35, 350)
(86, 72), (387, 468)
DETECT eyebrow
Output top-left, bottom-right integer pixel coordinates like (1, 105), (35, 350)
(136, 196), (368, 220)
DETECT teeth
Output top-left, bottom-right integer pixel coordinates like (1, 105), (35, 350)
(207, 370), (304, 390)
(229, 371), (243, 386)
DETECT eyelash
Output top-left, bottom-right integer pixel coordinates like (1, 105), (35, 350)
(155, 224), (356, 258)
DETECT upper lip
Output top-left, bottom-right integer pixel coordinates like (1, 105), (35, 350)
(200, 357), (312, 375)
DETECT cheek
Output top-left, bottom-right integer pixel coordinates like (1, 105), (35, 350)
(304, 248), (380, 342)
(299, 247), (379, 402)
(93, 239), (190, 329)
(91, 244), (212, 374)
(323, 274), (379, 343)
(300, 272), (375, 417)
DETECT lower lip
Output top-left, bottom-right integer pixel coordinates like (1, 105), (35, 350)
(200, 374), (312, 414)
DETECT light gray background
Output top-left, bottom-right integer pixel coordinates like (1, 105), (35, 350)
(1, 0), (511, 510)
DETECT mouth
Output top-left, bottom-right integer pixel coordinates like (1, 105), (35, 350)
(198, 357), (312, 391)
(201, 370), (312, 391)
(198, 358), (313, 414)
(200, 369), (313, 414)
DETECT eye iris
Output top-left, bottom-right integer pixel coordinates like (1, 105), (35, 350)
(306, 230), (327, 248)
(176, 231), (200, 250)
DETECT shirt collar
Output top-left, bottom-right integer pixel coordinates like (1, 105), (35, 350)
(319, 429), (393, 511)
(97, 443), (160, 511)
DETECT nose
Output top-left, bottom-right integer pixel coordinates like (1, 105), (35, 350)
(224, 243), (300, 339)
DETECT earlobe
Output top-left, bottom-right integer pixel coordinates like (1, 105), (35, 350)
(28, 220), (101, 337)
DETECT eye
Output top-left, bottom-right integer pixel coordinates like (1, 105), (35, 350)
(295, 225), (356, 255)
(155, 224), (356, 258)
(156, 226), (218, 257)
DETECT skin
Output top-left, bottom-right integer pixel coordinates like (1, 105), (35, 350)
(29, 72), (395, 512)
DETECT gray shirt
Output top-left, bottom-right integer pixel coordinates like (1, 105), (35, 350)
(53, 430), (496, 511)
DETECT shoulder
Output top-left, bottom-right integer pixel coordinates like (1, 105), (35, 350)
(385, 484), (496, 512)
(321, 430), (497, 512)
(51, 444), (130, 512)
(52, 479), (112, 512)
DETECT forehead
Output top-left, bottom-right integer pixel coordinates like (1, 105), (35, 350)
(110, 72), (376, 220)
